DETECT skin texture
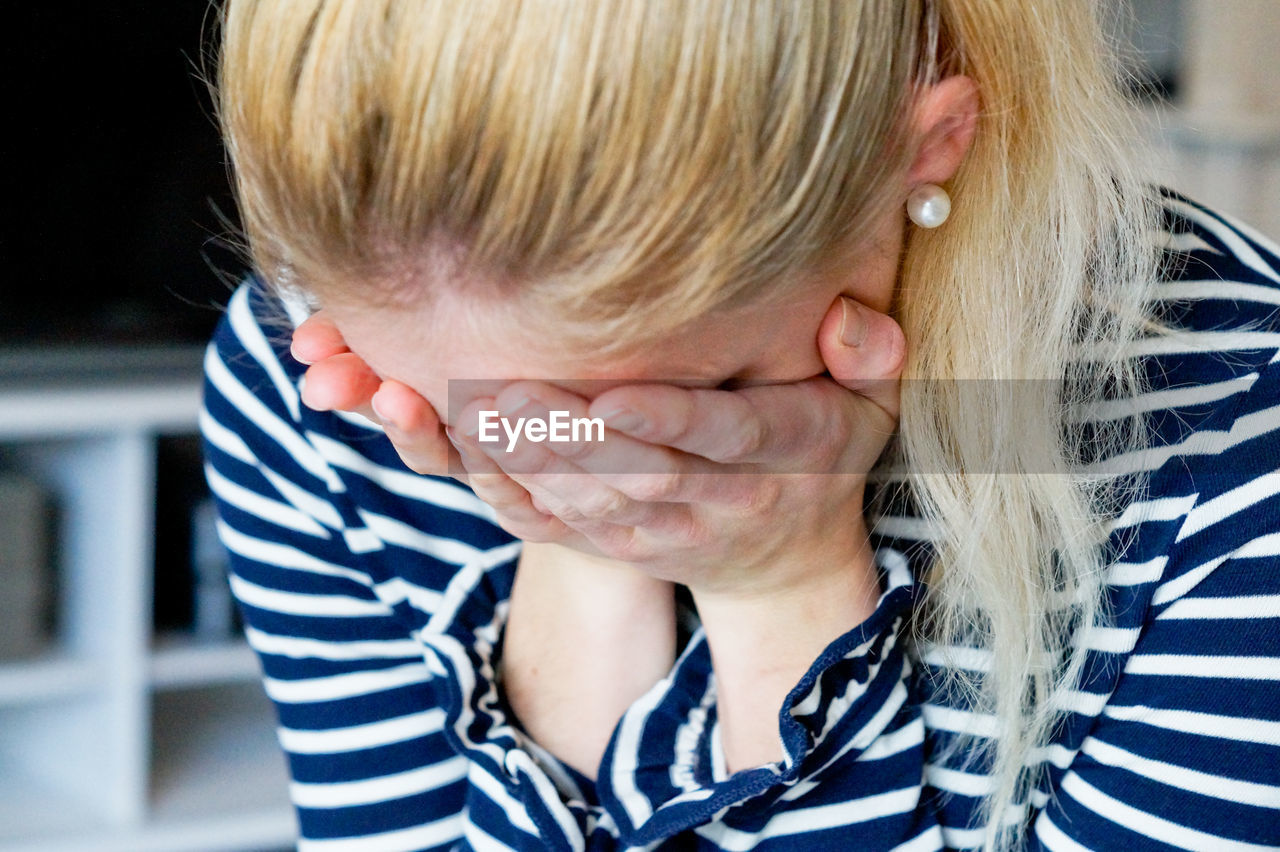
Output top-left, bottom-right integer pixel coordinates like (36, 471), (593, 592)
(291, 76), (979, 774)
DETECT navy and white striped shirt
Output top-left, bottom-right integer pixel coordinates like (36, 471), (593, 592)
(201, 191), (1280, 851)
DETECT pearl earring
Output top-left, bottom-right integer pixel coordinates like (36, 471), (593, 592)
(906, 183), (951, 228)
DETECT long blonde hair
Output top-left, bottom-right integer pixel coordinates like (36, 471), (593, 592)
(217, 2), (1162, 847)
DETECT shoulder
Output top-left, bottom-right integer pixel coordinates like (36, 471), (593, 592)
(1138, 188), (1280, 417)
(204, 277), (317, 427)
(1110, 190), (1280, 481)
(1106, 191), (1280, 603)
(201, 275), (510, 556)
(1150, 187), (1280, 339)
(202, 278), (405, 477)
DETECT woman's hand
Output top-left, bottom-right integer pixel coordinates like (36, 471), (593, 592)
(447, 295), (905, 597)
(292, 309), (595, 544)
(294, 298), (906, 595)
(293, 311), (461, 476)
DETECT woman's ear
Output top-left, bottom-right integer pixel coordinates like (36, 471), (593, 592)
(907, 76), (980, 186)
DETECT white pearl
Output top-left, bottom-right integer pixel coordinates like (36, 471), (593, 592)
(906, 183), (952, 228)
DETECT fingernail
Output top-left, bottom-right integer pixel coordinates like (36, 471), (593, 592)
(601, 408), (645, 433)
(504, 395), (531, 416)
(290, 344), (314, 366)
(445, 426), (470, 454)
(298, 377), (326, 411)
(370, 391), (397, 429)
(840, 298), (868, 347)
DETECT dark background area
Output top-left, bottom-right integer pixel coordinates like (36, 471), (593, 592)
(2, 3), (242, 347)
(0, 3), (1180, 352)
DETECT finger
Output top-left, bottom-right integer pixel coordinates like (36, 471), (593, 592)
(588, 379), (847, 467)
(587, 383), (751, 462)
(472, 475), (575, 543)
(455, 388), (578, 477)
(456, 388), (759, 563)
(592, 377), (896, 473)
(299, 352), (382, 415)
(454, 388), (674, 527)
(523, 472), (683, 530)
(291, 310), (350, 365)
(508, 384), (781, 511)
(817, 296), (905, 419)
(368, 379), (458, 475)
(500, 469), (702, 566)
(491, 380), (696, 477)
(448, 426), (575, 542)
(455, 443), (643, 556)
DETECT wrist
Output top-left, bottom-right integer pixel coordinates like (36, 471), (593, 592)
(693, 537), (881, 684)
(501, 541), (677, 777)
(517, 542), (674, 631)
(691, 534), (881, 773)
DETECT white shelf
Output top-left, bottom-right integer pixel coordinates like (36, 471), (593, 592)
(0, 768), (108, 850)
(0, 651), (100, 705)
(0, 798), (293, 852)
(0, 382), (203, 440)
(0, 727), (293, 852)
(0, 344), (205, 441)
(149, 683), (292, 828)
(0, 348), (298, 851)
(150, 636), (262, 689)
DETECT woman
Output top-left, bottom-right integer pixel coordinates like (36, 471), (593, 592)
(204, 1), (1280, 849)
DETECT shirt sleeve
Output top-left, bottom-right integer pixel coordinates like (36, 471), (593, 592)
(201, 282), (604, 851)
(1031, 353), (1280, 851)
(594, 548), (944, 850)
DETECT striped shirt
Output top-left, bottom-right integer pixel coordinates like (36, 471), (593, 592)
(201, 190), (1280, 851)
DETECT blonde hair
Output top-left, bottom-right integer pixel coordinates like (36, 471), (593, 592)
(217, 2), (1163, 848)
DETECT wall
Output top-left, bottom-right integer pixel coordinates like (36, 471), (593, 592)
(1143, 0), (1280, 238)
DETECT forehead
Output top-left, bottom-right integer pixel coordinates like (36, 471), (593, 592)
(323, 279), (831, 417)
(331, 292), (732, 380)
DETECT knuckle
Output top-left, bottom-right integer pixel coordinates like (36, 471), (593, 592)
(599, 527), (651, 564)
(530, 489), (577, 521)
(650, 390), (696, 441)
(719, 416), (767, 462)
(505, 516), (563, 543)
(793, 392), (856, 471)
(555, 440), (593, 461)
(556, 502), (591, 525)
(469, 475), (525, 510)
(625, 471), (682, 502)
(661, 504), (703, 544)
(580, 488), (628, 520)
(804, 425), (847, 471)
(508, 447), (555, 476)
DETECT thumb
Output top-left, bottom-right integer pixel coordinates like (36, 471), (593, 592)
(817, 297), (906, 420)
(291, 309), (349, 366)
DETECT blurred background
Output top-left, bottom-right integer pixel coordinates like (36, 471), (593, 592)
(2, 4), (238, 349)
(0, 2), (1276, 851)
